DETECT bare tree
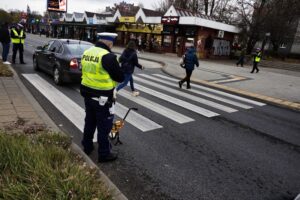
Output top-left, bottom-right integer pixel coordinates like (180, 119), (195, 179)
(236, 0), (300, 54)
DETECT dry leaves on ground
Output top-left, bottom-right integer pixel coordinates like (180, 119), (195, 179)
(0, 62), (13, 77)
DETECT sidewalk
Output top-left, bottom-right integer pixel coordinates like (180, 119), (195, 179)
(112, 47), (300, 111)
(0, 63), (127, 200)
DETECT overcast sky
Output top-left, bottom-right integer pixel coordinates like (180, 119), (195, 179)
(1, 0), (162, 14)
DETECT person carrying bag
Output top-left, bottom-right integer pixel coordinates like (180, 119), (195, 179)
(178, 46), (199, 89)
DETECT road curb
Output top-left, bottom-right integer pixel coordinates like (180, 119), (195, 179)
(8, 64), (128, 200)
(71, 143), (128, 200)
(161, 63), (300, 112)
(9, 65), (60, 132)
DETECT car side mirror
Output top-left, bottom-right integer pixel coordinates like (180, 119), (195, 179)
(36, 46), (43, 50)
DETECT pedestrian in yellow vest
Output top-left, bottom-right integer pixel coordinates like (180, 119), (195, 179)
(80, 32), (124, 162)
(251, 48), (262, 73)
(11, 24), (26, 64)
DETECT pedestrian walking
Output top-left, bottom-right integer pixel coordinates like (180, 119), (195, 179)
(178, 46), (199, 89)
(117, 40), (143, 96)
(11, 23), (26, 64)
(251, 48), (262, 73)
(0, 22), (11, 64)
(80, 32), (124, 162)
(137, 36), (143, 52)
(236, 48), (245, 67)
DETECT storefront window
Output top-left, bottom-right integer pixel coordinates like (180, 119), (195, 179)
(163, 26), (174, 34)
(163, 35), (172, 47)
(185, 27), (197, 36)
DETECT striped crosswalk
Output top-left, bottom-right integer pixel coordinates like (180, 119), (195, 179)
(23, 73), (266, 138)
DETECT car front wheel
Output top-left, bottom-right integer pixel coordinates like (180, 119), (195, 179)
(54, 66), (63, 85)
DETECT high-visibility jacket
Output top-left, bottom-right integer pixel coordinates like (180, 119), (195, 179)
(81, 46), (117, 91)
(255, 52), (261, 62)
(11, 29), (25, 44)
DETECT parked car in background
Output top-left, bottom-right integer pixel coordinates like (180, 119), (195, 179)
(33, 39), (93, 85)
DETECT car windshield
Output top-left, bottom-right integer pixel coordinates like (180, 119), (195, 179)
(65, 43), (92, 55)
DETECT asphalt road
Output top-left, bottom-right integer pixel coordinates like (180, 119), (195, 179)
(9, 34), (300, 200)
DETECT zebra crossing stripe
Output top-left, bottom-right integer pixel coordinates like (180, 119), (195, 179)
(22, 73), (86, 131)
(22, 74), (162, 138)
(133, 83), (219, 117)
(116, 103), (162, 131)
(133, 76), (237, 113)
(119, 90), (194, 124)
(138, 74), (252, 109)
(153, 74), (266, 106)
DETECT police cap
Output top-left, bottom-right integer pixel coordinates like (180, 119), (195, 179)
(97, 32), (118, 42)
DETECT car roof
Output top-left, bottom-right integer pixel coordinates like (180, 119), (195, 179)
(55, 39), (93, 45)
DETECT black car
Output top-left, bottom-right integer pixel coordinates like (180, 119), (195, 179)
(33, 39), (93, 85)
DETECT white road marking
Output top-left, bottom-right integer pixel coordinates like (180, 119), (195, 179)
(138, 74), (252, 109)
(153, 74), (266, 106)
(133, 76), (238, 113)
(23, 74), (162, 142)
(22, 74), (85, 132)
(115, 103), (162, 131)
(119, 90), (194, 124)
(133, 83), (219, 117)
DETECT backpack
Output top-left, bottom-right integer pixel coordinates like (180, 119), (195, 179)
(120, 51), (135, 73)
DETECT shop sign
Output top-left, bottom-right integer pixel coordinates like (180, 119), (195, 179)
(161, 16), (179, 25)
(47, 0), (67, 12)
(116, 24), (127, 31)
(152, 25), (163, 34)
(119, 17), (135, 23)
(217, 30), (224, 38)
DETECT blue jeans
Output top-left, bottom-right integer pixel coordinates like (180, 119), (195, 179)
(117, 73), (135, 91)
(1, 42), (10, 62)
(82, 97), (114, 157)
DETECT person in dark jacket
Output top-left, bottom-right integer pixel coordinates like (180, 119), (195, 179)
(80, 32), (124, 162)
(11, 23), (26, 64)
(117, 40), (143, 96)
(178, 46), (199, 89)
(236, 48), (245, 67)
(0, 22), (11, 64)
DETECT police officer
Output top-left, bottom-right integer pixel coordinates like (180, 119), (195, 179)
(11, 23), (26, 64)
(80, 32), (124, 162)
(251, 48), (261, 73)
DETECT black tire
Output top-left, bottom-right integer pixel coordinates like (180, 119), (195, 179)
(53, 66), (64, 85)
(33, 56), (39, 71)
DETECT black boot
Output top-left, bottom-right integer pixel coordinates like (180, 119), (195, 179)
(98, 152), (118, 163)
(178, 81), (182, 89)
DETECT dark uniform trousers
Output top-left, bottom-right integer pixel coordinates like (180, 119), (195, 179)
(251, 61), (259, 73)
(82, 97), (114, 157)
(12, 43), (24, 63)
(181, 69), (193, 88)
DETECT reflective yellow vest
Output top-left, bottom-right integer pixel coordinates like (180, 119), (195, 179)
(11, 29), (24, 44)
(255, 52), (261, 62)
(81, 47), (117, 90)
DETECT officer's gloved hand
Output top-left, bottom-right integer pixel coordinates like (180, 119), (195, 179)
(113, 88), (117, 100)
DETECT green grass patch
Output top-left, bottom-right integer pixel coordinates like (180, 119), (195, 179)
(0, 132), (111, 200)
(0, 62), (13, 77)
